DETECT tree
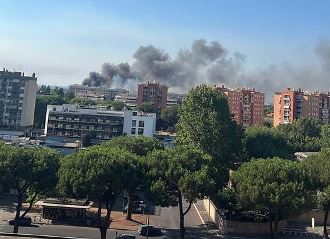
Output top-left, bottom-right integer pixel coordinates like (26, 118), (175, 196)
(34, 94), (67, 128)
(278, 118), (322, 152)
(159, 105), (180, 131)
(147, 145), (215, 239)
(321, 125), (330, 149)
(233, 158), (314, 239)
(245, 126), (294, 159)
(303, 149), (330, 238)
(176, 85), (244, 168)
(103, 136), (163, 219)
(110, 101), (125, 111)
(137, 102), (157, 113)
(104, 135), (164, 156)
(53, 87), (65, 97)
(58, 146), (139, 239)
(0, 145), (60, 233)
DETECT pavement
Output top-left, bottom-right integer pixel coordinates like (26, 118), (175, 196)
(0, 194), (217, 239)
(2, 194), (322, 239)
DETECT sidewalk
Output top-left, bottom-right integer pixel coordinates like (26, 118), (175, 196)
(193, 200), (323, 239)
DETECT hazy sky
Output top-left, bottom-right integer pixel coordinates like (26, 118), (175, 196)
(1, 0), (330, 88)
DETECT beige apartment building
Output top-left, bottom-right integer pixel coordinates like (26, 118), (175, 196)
(216, 85), (264, 127)
(0, 69), (37, 128)
(273, 88), (330, 127)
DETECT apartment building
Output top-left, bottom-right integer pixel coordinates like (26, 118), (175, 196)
(69, 84), (128, 101)
(216, 85), (264, 127)
(0, 69), (37, 128)
(274, 88), (330, 127)
(116, 92), (184, 108)
(115, 93), (137, 107)
(167, 92), (186, 107)
(44, 104), (156, 139)
(137, 82), (168, 110)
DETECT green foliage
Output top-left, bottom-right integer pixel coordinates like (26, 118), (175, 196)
(303, 149), (330, 208)
(233, 158), (314, 220)
(103, 135), (164, 156)
(320, 125), (330, 149)
(110, 101), (125, 111)
(147, 145), (215, 206)
(245, 126), (294, 159)
(0, 145), (60, 232)
(302, 149), (330, 237)
(159, 105), (180, 131)
(137, 102), (157, 113)
(34, 94), (68, 128)
(278, 118), (322, 152)
(176, 85), (244, 167)
(0, 145), (60, 195)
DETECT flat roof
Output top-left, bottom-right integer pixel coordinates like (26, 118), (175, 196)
(35, 200), (94, 209)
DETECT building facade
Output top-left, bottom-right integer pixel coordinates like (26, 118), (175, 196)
(137, 82), (168, 110)
(123, 111), (157, 136)
(44, 104), (156, 139)
(69, 84), (128, 101)
(216, 85), (264, 127)
(0, 69), (37, 128)
(273, 88), (330, 127)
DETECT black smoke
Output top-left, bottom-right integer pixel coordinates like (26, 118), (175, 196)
(83, 38), (330, 100)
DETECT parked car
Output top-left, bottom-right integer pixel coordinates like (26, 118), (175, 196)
(112, 234), (136, 239)
(9, 216), (32, 226)
(138, 225), (161, 236)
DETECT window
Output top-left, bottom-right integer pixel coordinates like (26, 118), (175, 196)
(133, 111), (137, 116)
(132, 120), (136, 127)
(139, 121), (144, 127)
(131, 128), (136, 135)
(138, 128), (144, 135)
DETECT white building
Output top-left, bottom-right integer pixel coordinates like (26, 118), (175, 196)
(123, 111), (156, 136)
(44, 104), (156, 139)
(0, 69), (37, 128)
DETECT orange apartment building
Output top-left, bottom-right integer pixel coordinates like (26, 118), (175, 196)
(273, 88), (330, 127)
(137, 82), (168, 111)
(216, 85), (265, 127)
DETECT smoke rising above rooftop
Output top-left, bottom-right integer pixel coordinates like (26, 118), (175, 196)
(82, 39), (330, 100)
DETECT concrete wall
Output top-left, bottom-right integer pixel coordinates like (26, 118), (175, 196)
(21, 78), (37, 127)
(291, 209), (330, 226)
(202, 198), (287, 235)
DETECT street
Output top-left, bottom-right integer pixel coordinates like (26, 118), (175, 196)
(0, 195), (216, 239)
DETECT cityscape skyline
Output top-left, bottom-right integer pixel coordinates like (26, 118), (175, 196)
(1, 0), (330, 98)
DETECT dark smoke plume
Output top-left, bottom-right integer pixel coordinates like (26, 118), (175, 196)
(83, 38), (330, 100)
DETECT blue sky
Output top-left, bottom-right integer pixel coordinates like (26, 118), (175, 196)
(1, 0), (330, 86)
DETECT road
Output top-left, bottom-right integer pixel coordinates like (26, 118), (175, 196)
(0, 196), (216, 239)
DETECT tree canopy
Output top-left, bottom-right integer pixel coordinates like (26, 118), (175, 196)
(137, 102), (157, 113)
(34, 94), (68, 128)
(103, 135), (164, 156)
(303, 149), (330, 237)
(0, 145), (60, 233)
(233, 158), (314, 239)
(245, 126), (294, 159)
(278, 118), (322, 152)
(176, 85), (244, 167)
(148, 145), (215, 239)
(158, 105), (180, 131)
(58, 145), (141, 239)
